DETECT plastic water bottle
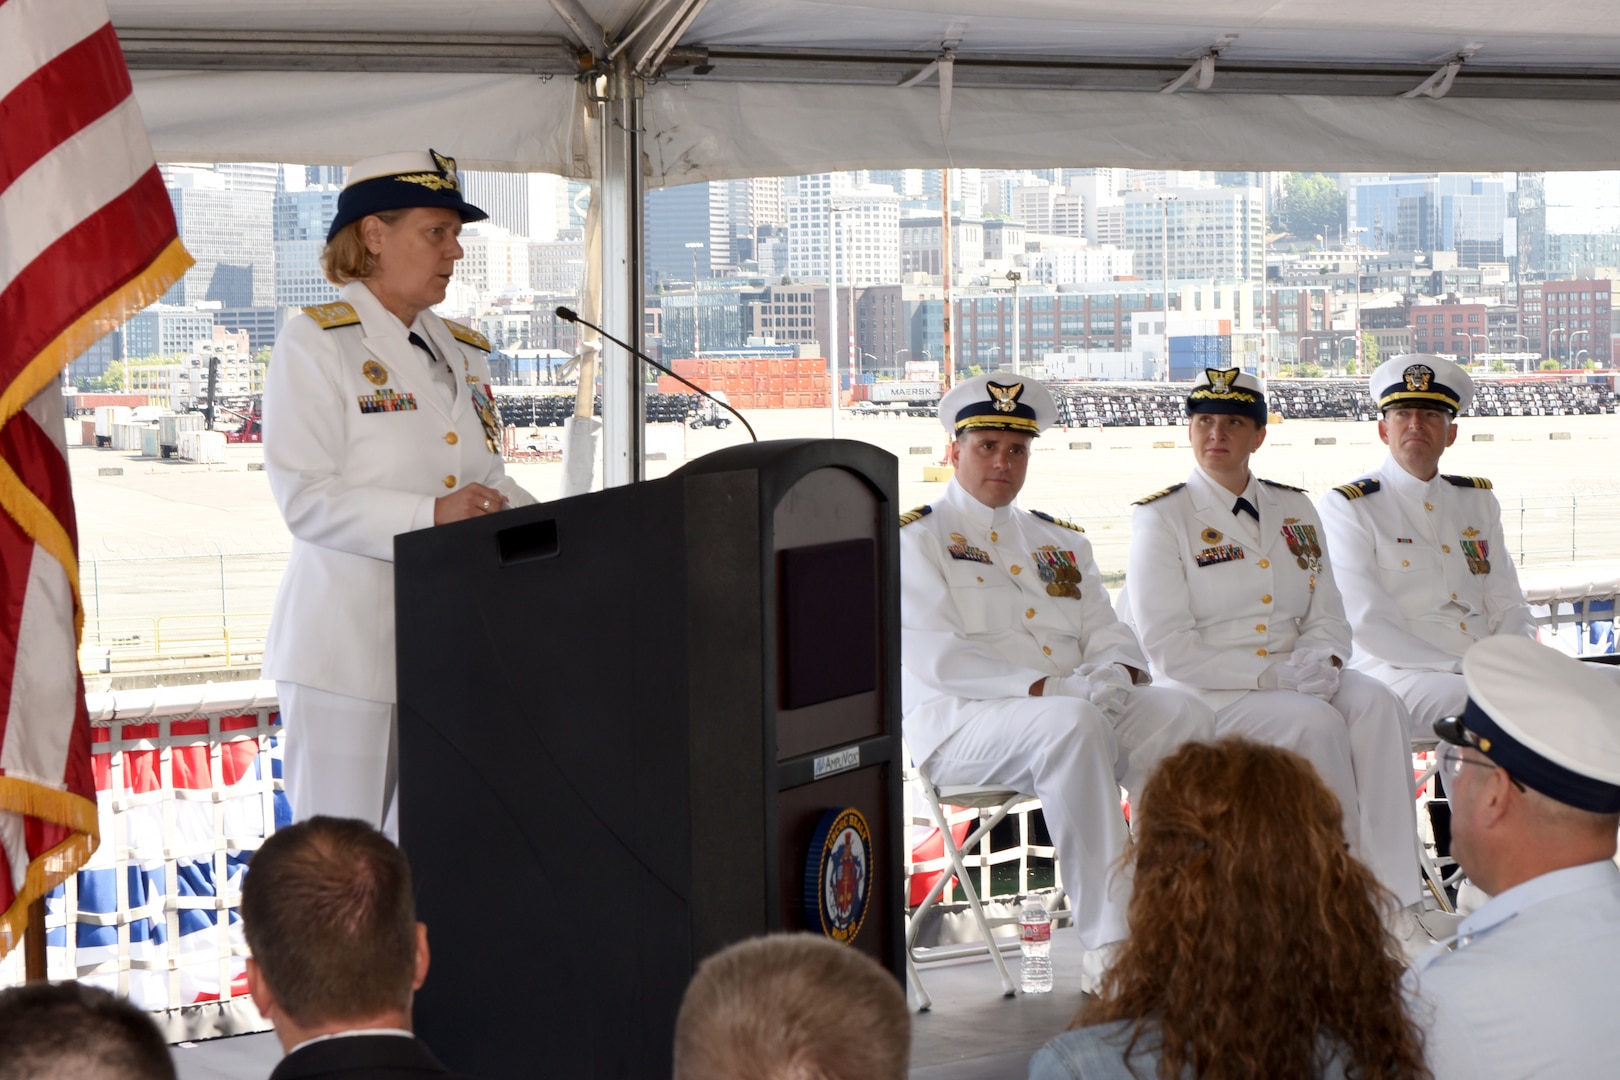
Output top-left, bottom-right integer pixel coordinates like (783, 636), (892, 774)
(1019, 896), (1053, 994)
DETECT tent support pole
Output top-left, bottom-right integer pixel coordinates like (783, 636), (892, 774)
(598, 62), (646, 487)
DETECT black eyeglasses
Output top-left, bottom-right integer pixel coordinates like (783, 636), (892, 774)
(1437, 742), (1526, 793)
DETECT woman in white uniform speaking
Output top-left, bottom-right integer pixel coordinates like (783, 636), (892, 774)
(1125, 368), (1427, 941)
(263, 149), (534, 838)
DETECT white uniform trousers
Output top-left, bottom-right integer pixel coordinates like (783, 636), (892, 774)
(1372, 662), (1620, 749)
(917, 686), (1214, 950)
(1214, 670), (1419, 907)
(277, 682), (398, 841)
(1364, 666), (1467, 747)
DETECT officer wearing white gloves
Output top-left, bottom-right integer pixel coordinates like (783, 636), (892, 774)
(263, 150), (535, 839)
(1126, 368), (1424, 918)
(901, 373), (1215, 954)
(1409, 637), (1620, 1079)
(1318, 356), (1535, 741)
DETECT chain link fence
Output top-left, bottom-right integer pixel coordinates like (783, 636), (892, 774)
(80, 551), (288, 675)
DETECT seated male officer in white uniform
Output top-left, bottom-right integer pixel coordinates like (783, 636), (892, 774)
(1318, 356), (1535, 741)
(1408, 636), (1620, 1079)
(901, 373), (1215, 964)
(1126, 368), (1429, 943)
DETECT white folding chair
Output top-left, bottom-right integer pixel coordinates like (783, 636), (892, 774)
(904, 773), (1037, 1011)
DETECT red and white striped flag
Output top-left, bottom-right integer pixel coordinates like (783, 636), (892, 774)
(0, 0), (192, 958)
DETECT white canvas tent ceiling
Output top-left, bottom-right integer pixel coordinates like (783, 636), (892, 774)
(111, 1), (1620, 180)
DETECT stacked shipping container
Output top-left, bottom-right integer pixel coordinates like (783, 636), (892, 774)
(658, 358), (832, 410)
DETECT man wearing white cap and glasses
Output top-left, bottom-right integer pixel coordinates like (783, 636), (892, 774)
(1409, 635), (1620, 1079)
(1318, 355), (1535, 740)
(263, 149), (535, 839)
(900, 373), (1214, 967)
(1126, 367), (1430, 948)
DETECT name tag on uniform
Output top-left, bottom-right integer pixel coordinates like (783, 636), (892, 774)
(357, 389), (418, 414)
(1196, 544), (1245, 567)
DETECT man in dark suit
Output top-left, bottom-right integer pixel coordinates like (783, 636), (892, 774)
(242, 815), (474, 1079)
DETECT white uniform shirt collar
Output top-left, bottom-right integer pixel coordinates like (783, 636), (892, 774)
(1189, 467), (1260, 544)
(942, 476), (1020, 530)
(286, 1027), (416, 1056)
(1413, 860), (1620, 971)
(1189, 465), (1256, 506)
(1383, 452), (1442, 500)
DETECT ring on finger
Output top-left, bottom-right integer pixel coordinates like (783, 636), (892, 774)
(482, 498), (491, 510)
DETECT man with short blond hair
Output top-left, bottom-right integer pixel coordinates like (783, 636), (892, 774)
(673, 934), (910, 1080)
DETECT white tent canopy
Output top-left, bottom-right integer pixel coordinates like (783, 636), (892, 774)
(108, 0), (1620, 485)
(115, 0), (1620, 178)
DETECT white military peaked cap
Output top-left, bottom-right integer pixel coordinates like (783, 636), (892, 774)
(937, 372), (1058, 437)
(1435, 636), (1620, 812)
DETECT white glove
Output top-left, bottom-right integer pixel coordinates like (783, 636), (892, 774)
(1047, 663), (1133, 718)
(1258, 648), (1340, 701)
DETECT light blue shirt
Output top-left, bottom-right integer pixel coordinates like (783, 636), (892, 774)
(1408, 859), (1620, 1079)
(1029, 1018), (1350, 1079)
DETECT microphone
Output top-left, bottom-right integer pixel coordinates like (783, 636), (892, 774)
(554, 306), (756, 442)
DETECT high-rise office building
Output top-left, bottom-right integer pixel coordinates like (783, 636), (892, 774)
(1124, 186), (1264, 283)
(161, 167), (276, 308)
(786, 173), (901, 285)
(273, 185), (342, 308)
(1347, 174), (1509, 266)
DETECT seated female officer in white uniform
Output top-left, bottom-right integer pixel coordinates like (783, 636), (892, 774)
(1125, 368), (1428, 937)
(262, 149), (535, 839)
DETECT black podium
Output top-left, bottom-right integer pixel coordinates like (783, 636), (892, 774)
(394, 439), (903, 1079)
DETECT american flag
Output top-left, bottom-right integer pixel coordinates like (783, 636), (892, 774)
(0, 0), (192, 958)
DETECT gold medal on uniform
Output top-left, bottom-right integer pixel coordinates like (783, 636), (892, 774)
(1033, 547), (1082, 599)
(362, 360), (388, 385)
(1200, 527), (1222, 545)
(466, 375), (503, 453)
(1281, 523), (1324, 576)
(1461, 529), (1490, 575)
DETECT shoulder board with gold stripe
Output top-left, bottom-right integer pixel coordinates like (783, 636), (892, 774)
(302, 301), (360, 330)
(1132, 483), (1185, 506)
(1260, 478), (1307, 494)
(1332, 478), (1381, 500)
(899, 505), (933, 528)
(1442, 474), (1493, 490)
(444, 319), (491, 352)
(1029, 509), (1084, 533)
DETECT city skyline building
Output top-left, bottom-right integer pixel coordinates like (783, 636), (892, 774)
(162, 166), (276, 307)
(1124, 186), (1264, 284)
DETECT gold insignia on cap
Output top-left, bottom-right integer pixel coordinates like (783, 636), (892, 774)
(362, 360), (388, 386)
(1207, 367), (1238, 393)
(1403, 364), (1434, 392)
(987, 380), (1024, 414)
(431, 149), (461, 188)
(1478, 736), (1492, 752)
(1201, 527), (1222, 544)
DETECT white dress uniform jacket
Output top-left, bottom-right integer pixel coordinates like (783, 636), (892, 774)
(1127, 467), (1350, 712)
(902, 479), (1147, 765)
(903, 478), (1215, 948)
(1317, 455), (1533, 706)
(1409, 860), (1620, 1079)
(263, 280), (533, 704)
(1127, 467), (1419, 906)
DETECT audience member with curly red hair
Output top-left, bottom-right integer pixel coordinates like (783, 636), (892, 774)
(1030, 737), (1430, 1080)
